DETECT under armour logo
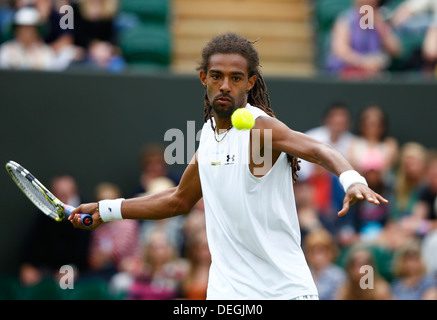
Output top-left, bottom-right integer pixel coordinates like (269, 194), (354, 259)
(226, 154), (235, 164)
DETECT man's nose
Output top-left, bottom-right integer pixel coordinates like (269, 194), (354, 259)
(220, 77), (231, 92)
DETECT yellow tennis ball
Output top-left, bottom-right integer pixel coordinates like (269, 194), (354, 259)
(231, 108), (255, 130)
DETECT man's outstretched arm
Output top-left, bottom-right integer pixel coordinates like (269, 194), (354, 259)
(69, 153), (202, 230)
(255, 116), (388, 217)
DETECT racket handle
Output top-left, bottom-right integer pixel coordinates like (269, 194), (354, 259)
(64, 205), (93, 227)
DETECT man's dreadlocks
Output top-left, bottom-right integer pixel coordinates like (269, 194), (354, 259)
(197, 33), (300, 182)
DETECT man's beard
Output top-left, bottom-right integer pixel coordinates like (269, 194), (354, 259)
(211, 93), (237, 118)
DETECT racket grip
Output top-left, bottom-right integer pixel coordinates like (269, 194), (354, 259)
(64, 205), (93, 227)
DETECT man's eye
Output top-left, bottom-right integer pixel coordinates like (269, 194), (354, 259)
(233, 77), (241, 81)
(211, 74), (220, 80)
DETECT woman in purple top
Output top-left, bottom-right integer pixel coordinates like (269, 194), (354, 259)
(325, 0), (401, 77)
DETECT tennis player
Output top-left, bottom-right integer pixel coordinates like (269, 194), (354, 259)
(70, 33), (388, 300)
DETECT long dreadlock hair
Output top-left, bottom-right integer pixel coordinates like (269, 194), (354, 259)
(197, 33), (300, 182)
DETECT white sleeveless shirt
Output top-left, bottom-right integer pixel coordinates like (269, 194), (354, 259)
(197, 103), (318, 299)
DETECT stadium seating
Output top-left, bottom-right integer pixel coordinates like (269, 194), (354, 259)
(61, 278), (113, 300)
(314, 0), (350, 32)
(118, 0), (172, 69)
(17, 278), (63, 300)
(0, 275), (116, 300)
(170, 0), (316, 76)
(119, 24), (171, 67)
(313, 0), (351, 69)
(0, 275), (21, 300)
(119, 0), (170, 24)
(391, 31), (426, 71)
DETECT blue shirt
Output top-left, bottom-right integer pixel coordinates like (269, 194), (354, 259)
(391, 275), (437, 300)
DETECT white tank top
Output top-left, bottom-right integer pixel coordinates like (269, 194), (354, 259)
(197, 103), (318, 299)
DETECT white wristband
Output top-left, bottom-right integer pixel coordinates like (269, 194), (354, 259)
(98, 198), (125, 222)
(339, 170), (368, 193)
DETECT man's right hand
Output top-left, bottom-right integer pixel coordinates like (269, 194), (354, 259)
(69, 202), (103, 230)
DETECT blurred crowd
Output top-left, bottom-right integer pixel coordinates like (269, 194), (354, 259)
(1, 0), (437, 77)
(13, 142), (211, 300)
(298, 102), (437, 300)
(0, 0), (126, 72)
(320, 0), (437, 77)
(4, 103), (436, 300)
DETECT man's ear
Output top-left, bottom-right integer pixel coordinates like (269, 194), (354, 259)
(199, 70), (207, 87)
(247, 74), (257, 92)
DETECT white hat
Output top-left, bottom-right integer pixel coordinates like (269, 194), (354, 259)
(14, 7), (41, 26)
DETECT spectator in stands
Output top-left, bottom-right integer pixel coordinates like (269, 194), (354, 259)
(303, 228), (346, 300)
(392, 0), (437, 28)
(67, 0), (124, 71)
(389, 142), (428, 222)
(295, 180), (325, 239)
(336, 245), (392, 299)
(373, 142), (427, 254)
(86, 182), (139, 281)
(295, 179), (356, 248)
(0, 6), (57, 70)
(134, 143), (181, 197)
(421, 229), (437, 280)
(423, 24), (437, 69)
(349, 147), (392, 241)
(137, 177), (185, 255)
(300, 102), (355, 180)
(22, 0), (84, 69)
(125, 229), (187, 300)
(407, 150), (437, 236)
(391, 0), (437, 69)
(366, 143), (429, 278)
(325, 0), (401, 78)
(346, 105), (397, 240)
(299, 103), (355, 225)
(349, 105), (399, 180)
(19, 175), (91, 286)
(391, 238), (437, 300)
(180, 199), (206, 256)
(181, 228), (211, 300)
(182, 200), (205, 238)
(72, 0), (118, 49)
(82, 39), (125, 72)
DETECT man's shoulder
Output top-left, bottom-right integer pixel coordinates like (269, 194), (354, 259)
(246, 104), (270, 120)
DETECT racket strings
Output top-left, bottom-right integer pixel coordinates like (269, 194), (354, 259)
(10, 169), (60, 220)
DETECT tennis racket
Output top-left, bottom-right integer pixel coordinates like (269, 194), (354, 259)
(5, 161), (93, 227)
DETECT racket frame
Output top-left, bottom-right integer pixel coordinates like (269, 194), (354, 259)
(7, 161), (73, 222)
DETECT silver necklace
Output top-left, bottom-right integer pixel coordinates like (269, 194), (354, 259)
(214, 125), (233, 142)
